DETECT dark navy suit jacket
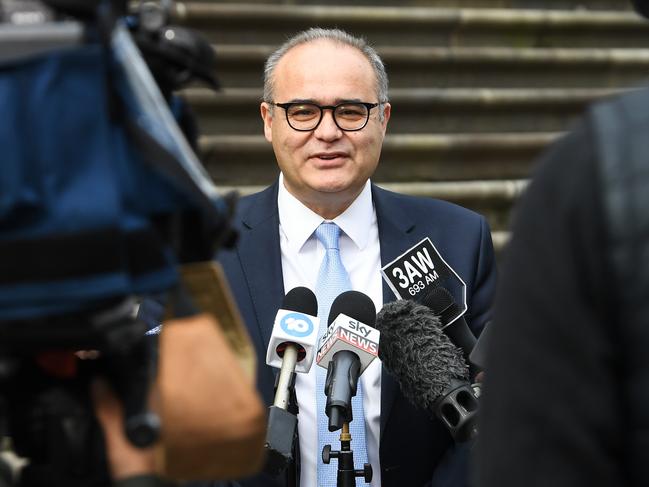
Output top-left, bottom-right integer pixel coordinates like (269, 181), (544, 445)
(210, 180), (496, 487)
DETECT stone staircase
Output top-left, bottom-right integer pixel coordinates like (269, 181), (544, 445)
(172, 0), (649, 250)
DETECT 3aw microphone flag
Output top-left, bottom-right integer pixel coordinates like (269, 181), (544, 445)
(381, 237), (467, 326)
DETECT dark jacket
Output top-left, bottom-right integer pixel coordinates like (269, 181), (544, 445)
(476, 87), (649, 487)
(211, 180), (496, 487)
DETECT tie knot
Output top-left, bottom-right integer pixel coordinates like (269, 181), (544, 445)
(315, 222), (342, 251)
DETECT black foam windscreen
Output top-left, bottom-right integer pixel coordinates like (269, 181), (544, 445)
(375, 299), (469, 414)
(327, 290), (376, 326)
(282, 287), (318, 316)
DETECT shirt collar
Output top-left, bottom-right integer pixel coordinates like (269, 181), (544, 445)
(277, 173), (373, 252)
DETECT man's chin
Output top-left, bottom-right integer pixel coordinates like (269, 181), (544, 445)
(307, 170), (359, 191)
(311, 180), (356, 196)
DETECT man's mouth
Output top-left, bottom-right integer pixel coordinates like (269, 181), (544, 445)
(312, 152), (347, 161)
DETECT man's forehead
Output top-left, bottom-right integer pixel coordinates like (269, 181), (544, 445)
(277, 40), (370, 74)
(273, 40), (376, 97)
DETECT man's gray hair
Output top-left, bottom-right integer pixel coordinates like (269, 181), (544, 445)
(263, 28), (389, 120)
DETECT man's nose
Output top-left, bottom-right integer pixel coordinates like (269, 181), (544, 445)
(313, 109), (342, 140)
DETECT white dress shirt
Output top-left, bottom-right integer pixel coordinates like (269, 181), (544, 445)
(277, 173), (383, 487)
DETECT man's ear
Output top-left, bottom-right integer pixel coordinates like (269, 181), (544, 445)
(260, 102), (273, 143)
(381, 102), (392, 135)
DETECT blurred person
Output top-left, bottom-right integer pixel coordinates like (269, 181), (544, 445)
(474, 1), (649, 486)
(205, 27), (497, 487)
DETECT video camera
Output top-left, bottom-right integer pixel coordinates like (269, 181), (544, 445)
(0, 1), (236, 485)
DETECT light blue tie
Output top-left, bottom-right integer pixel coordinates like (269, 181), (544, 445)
(315, 222), (368, 487)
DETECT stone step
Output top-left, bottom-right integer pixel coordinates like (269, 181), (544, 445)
(199, 132), (558, 186)
(190, 0), (628, 10)
(173, 4), (647, 48)
(205, 44), (649, 89)
(216, 179), (527, 237)
(186, 87), (625, 135)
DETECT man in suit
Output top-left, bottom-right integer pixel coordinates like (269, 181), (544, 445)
(215, 28), (496, 487)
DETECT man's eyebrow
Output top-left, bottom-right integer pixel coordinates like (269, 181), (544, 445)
(285, 98), (317, 104)
(284, 98), (365, 105)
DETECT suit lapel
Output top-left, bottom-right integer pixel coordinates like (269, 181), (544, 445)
(372, 185), (418, 435)
(238, 182), (285, 349)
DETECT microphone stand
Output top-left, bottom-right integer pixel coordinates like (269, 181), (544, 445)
(322, 423), (372, 487)
(285, 376), (299, 487)
(266, 360), (299, 487)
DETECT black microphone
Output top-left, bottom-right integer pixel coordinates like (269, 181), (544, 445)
(376, 299), (479, 442)
(469, 320), (492, 372)
(632, 0), (649, 19)
(317, 290), (378, 432)
(420, 287), (479, 380)
(264, 287), (319, 476)
(316, 290), (377, 484)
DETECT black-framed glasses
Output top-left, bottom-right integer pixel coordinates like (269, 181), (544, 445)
(268, 101), (382, 132)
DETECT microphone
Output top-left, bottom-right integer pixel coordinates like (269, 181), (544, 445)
(420, 287), (479, 380)
(264, 287), (319, 476)
(316, 290), (379, 432)
(375, 299), (478, 442)
(469, 320), (492, 372)
(632, 0), (649, 19)
(266, 287), (319, 407)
